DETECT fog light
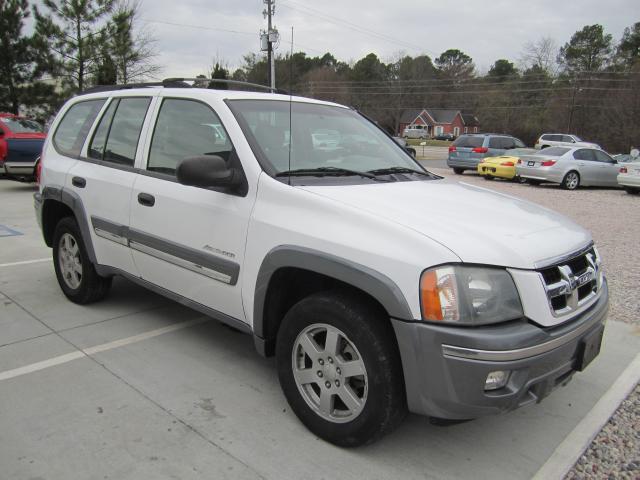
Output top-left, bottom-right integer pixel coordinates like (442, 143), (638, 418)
(485, 370), (510, 391)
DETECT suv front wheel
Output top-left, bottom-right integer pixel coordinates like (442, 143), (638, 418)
(53, 217), (112, 304)
(276, 291), (406, 447)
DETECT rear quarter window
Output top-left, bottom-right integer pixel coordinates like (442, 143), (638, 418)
(53, 99), (106, 156)
(453, 135), (484, 148)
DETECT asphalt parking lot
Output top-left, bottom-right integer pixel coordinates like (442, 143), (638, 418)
(1, 171), (638, 480)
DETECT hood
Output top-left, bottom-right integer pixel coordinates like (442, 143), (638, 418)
(300, 179), (591, 269)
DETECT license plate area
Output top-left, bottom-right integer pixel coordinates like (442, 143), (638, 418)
(575, 325), (604, 371)
(528, 161), (535, 166)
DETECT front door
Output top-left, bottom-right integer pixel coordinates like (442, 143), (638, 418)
(592, 150), (620, 186)
(130, 97), (255, 321)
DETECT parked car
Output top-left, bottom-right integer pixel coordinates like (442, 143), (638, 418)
(447, 133), (526, 174)
(0, 112), (46, 181)
(617, 160), (640, 194)
(477, 148), (538, 181)
(36, 81), (608, 447)
(434, 133), (455, 141)
(516, 146), (620, 189)
(535, 133), (600, 150)
(392, 136), (416, 157)
(402, 124), (428, 139)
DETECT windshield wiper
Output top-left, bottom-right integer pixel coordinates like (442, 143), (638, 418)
(367, 166), (432, 177)
(276, 167), (389, 181)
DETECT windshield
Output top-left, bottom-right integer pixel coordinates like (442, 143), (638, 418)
(228, 100), (422, 178)
(539, 147), (570, 156)
(0, 117), (43, 133)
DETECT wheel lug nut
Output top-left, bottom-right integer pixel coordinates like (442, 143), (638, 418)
(335, 380), (340, 387)
(328, 357), (333, 364)
(318, 359), (324, 365)
(325, 381), (331, 388)
(317, 370), (323, 377)
(336, 368), (341, 375)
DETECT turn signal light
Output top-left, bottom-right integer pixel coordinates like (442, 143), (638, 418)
(541, 160), (556, 167)
(420, 270), (444, 321)
(448, 146), (457, 152)
(472, 147), (489, 153)
(620, 166), (628, 174)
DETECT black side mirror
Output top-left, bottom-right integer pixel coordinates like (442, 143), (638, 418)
(176, 155), (240, 189)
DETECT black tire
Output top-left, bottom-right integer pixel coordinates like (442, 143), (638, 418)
(276, 291), (406, 447)
(453, 168), (465, 175)
(624, 186), (639, 194)
(561, 171), (580, 190)
(541, 145), (550, 149)
(407, 148), (416, 158)
(484, 175), (494, 180)
(52, 216), (112, 304)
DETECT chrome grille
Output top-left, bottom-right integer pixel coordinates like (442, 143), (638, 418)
(539, 247), (601, 316)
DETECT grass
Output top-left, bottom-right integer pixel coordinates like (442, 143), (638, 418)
(405, 139), (453, 147)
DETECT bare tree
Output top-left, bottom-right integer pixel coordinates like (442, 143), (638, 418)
(108, 0), (161, 83)
(519, 37), (559, 74)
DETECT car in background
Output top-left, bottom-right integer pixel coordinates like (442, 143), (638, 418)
(617, 160), (640, 194)
(535, 133), (600, 150)
(392, 136), (416, 158)
(402, 124), (428, 139)
(516, 146), (619, 190)
(434, 133), (455, 141)
(0, 113), (46, 181)
(447, 133), (526, 174)
(477, 148), (538, 181)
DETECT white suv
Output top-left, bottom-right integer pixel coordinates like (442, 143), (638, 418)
(35, 80), (609, 446)
(535, 133), (601, 150)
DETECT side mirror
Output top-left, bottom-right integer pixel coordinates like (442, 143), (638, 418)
(176, 155), (240, 188)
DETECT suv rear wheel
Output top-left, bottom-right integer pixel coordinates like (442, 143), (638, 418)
(453, 168), (465, 175)
(276, 291), (406, 447)
(53, 217), (112, 304)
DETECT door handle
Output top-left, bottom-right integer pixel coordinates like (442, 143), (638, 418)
(137, 192), (155, 207)
(72, 176), (86, 188)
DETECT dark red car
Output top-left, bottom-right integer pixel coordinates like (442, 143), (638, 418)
(0, 113), (46, 182)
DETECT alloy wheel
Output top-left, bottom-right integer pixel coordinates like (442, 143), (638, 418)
(58, 232), (82, 289)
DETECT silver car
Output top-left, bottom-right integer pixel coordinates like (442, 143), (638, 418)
(516, 146), (620, 190)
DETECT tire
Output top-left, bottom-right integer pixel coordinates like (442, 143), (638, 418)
(453, 168), (465, 175)
(484, 175), (494, 180)
(407, 148), (416, 158)
(276, 291), (406, 447)
(541, 145), (550, 149)
(52, 216), (112, 304)
(624, 186), (640, 194)
(561, 171), (580, 190)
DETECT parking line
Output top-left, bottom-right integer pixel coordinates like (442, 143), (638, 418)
(0, 258), (51, 268)
(0, 317), (208, 382)
(532, 353), (640, 480)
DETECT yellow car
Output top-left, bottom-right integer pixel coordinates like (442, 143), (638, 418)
(477, 148), (538, 181)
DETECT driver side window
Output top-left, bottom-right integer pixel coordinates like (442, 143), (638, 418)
(147, 98), (233, 176)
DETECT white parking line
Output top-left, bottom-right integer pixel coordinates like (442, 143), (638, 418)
(0, 317), (209, 382)
(532, 353), (640, 480)
(0, 258), (51, 268)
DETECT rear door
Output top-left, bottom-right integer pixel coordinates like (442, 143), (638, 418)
(67, 95), (155, 274)
(573, 149), (598, 185)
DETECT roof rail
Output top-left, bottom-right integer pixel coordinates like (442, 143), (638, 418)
(80, 78), (289, 96)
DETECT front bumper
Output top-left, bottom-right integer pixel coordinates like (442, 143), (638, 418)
(391, 280), (609, 419)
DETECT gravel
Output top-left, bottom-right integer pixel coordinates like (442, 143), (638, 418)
(424, 165), (640, 478)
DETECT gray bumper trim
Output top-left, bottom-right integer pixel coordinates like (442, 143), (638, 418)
(442, 312), (601, 362)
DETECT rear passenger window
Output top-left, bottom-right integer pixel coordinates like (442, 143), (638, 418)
(574, 149), (595, 161)
(593, 150), (613, 163)
(53, 99), (106, 156)
(489, 137), (513, 149)
(147, 99), (233, 176)
(89, 97), (150, 166)
(452, 135), (483, 148)
(562, 135), (575, 143)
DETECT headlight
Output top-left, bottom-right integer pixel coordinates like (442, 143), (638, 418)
(420, 265), (523, 325)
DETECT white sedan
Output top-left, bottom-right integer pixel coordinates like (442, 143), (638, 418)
(618, 160), (640, 194)
(516, 146), (620, 190)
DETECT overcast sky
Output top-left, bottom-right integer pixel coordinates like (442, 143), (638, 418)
(125, 0), (637, 78)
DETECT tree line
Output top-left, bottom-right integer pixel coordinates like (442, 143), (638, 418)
(229, 23), (640, 152)
(0, 0), (158, 120)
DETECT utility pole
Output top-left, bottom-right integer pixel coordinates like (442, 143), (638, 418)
(261, 0), (278, 90)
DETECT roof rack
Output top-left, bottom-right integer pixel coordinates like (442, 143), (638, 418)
(81, 78), (289, 96)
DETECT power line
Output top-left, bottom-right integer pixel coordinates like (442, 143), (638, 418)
(140, 18), (256, 36)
